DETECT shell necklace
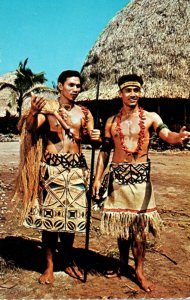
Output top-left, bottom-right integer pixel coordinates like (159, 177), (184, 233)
(116, 106), (145, 155)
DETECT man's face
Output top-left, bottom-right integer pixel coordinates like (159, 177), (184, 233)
(119, 85), (141, 108)
(58, 76), (81, 101)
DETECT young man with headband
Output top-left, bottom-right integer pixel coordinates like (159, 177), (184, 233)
(93, 73), (190, 292)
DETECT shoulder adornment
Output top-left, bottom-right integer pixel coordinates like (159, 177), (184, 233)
(156, 123), (169, 135)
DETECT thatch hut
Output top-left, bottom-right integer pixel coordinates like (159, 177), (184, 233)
(0, 72), (18, 133)
(77, 0), (190, 131)
(0, 72), (57, 133)
(0, 72), (18, 118)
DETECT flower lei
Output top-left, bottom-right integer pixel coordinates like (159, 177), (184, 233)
(79, 105), (89, 136)
(116, 106), (145, 155)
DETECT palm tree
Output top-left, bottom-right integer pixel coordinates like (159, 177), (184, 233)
(14, 58), (47, 117)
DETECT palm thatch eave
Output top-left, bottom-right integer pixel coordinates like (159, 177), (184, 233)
(80, 0), (190, 101)
(76, 80), (190, 102)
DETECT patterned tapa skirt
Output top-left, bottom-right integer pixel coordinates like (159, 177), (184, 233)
(100, 160), (163, 240)
(23, 151), (89, 233)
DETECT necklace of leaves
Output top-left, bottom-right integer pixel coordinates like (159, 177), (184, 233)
(116, 106), (145, 155)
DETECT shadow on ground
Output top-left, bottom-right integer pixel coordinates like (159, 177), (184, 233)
(0, 236), (136, 281)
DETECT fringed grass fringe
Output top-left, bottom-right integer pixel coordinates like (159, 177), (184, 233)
(13, 101), (60, 222)
(12, 117), (43, 222)
(101, 211), (163, 240)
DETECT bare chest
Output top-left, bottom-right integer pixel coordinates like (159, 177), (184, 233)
(111, 115), (142, 139)
(47, 107), (84, 133)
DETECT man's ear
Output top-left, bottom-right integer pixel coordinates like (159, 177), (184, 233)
(118, 89), (122, 98)
(140, 88), (144, 97)
(58, 82), (63, 91)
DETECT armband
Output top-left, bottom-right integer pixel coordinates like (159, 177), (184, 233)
(101, 137), (114, 152)
(156, 123), (169, 135)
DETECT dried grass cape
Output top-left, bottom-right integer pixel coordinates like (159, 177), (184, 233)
(13, 100), (60, 221)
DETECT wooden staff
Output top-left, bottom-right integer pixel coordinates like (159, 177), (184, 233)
(84, 72), (100, 282)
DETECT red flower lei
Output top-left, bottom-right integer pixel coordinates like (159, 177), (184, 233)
(116, 107), (145, 155)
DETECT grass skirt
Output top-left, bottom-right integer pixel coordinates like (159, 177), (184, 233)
(101, 161), (163, 240)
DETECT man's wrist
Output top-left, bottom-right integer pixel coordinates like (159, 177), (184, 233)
(29, 109), (38, 117)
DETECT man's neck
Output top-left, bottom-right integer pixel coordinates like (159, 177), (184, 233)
(58, 97), (74, 110)
(122, 104), (139, 115)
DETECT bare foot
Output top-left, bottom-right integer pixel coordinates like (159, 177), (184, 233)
(38, 268), (54, 284)
(104, 269), (118, 278)
(136, 273), (155, 292)
(64, 265), (83, 280)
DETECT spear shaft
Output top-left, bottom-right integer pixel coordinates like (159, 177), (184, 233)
(84, 73), (100, 282)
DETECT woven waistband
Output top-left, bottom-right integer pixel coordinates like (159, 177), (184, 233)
(110, 160), (151, 184)
(43, 151), (88, 169)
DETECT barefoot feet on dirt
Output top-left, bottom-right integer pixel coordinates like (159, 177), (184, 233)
(64, 265), (83, 280)
(38, 268), (54, 284)
(104, 269), (118, 278)
(136, 273), (155, 292)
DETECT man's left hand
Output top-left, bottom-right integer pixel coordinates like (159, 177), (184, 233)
(90, 129), (101, 141)
(179, 126), (190, 143)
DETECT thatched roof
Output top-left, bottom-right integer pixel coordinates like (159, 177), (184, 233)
(22, 86), (58, 112)
(0, 72), (18, 117)
(0, 71), (17, 85)
(77, 0), (190, 101)
(0, 72), (58, 117)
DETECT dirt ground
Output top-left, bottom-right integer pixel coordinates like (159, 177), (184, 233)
(0, 141), (190, 299)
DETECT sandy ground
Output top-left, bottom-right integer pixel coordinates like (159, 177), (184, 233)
(0, 141), (190, 299)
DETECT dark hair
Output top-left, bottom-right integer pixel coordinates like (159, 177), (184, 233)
(57, 70), (81, 84)
(118, 74), (143, 88)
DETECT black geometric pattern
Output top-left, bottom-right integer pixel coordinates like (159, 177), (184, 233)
(44, 151), (88, 169)
(23, 153), (88, 233)
(98, 161), (151, 202)
(110, 160), (151, 185)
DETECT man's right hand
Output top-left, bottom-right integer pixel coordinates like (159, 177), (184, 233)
(25, 94), (47, 131)
(30, 93), (46, 115)
(92, 179), (101, 201)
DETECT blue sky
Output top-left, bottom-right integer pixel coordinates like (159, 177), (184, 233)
(0, 0), (130, 86)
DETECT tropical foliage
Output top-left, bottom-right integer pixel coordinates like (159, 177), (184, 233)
(14, 58), (47, 117)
